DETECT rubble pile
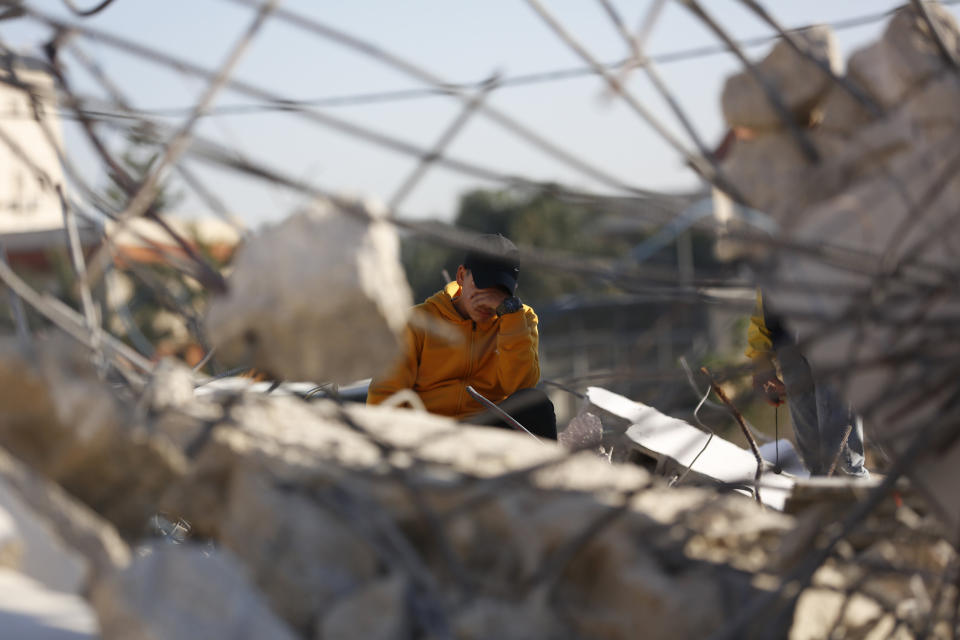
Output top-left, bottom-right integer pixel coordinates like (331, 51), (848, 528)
(0, 346), (954, 639)
(0, 345), (801, 639)
(206, 198), (413, 385)
(785, 481), (957, 640)
(716, 4), (960, 535)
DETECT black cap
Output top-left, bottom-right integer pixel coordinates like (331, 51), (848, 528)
(463, 234), (520, 295)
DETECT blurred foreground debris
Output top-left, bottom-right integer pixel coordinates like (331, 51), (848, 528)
(0, 335), (184, 536)
(0, 357), (790, 638)
(0, 342), (956, 638)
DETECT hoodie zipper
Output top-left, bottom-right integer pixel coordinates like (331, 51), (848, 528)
(456, 320), (477, 415)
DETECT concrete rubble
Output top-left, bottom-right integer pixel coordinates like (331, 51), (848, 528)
(722, 25), (841, 131)
(0, 336), (953, 638)
(714, 4), (960, 536)
(0, 569), (101, 639)
(0, 335), (186, 537)
(205, 197), (413, 385)
(0, 347), (800, 639)
(90, 544), (299, 640)
(0, 197), (794, 638)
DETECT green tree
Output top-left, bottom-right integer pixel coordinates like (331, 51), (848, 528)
(402, 186), (632, 307)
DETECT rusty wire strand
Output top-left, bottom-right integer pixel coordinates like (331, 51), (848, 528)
(524, 0), (747, 201)
(596, 0), (724, 172)
(1, 3), (960, 637)
(0, 249), (152, 378)
(83, 108), (960, 314)
(701, 366), (764, 504)
(56, 184), (100, 355)
(25, 6), (668, 210)
(61, 0), (118, 17)
(39, 54), (230, 295)
(64, 43), (246, 235)
(387, 74), (499, 213)
(220, 0), (661, 199)
(32, 2), (956, 119)
(0, 242), (30, 347)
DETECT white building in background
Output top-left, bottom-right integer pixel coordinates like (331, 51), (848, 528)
(0, 53), (68, 235)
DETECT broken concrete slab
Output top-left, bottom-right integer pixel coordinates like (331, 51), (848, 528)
(579, 387), (797, 509)
(0, 479), (88, 594)
(721, 25), (840, 131)
(817, 80), (878, 136)
(151, 393), (787, 639)
(558, 409), (603, 453)
(717, 129), (850, 224)
(449, 595), (570, 640)
(0, 336), (186, 537)
(0, 447), (129, 587)
(847, 4), (960, 108)
(90, 543), (298, 640)
(0, 568), (100, 640)
(317, 574), (409, 640)
(791, 588), (890, 640)
(205, 198), (413, 384)
(218, 463), (380, 632)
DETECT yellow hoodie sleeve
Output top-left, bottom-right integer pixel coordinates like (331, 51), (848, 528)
(745, 289), (774, 361)
(495, 304), (541, 394)
(367, 323), (422, 406)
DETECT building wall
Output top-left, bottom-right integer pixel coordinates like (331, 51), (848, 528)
(0, 61), (66, 234)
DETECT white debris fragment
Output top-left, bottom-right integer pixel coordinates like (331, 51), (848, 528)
(205, 198), (413, 384)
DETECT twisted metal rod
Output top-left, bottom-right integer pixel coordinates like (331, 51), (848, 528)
(220, 0), (659, 199)
(61, 0), (119, 17)
(388, 74), (499, 212)
(75, 0), (280, 291)
(65, 43), (246, 235)
(523, 0), (746, 201)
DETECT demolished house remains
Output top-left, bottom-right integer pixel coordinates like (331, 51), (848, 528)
(1, 2), (960, 639)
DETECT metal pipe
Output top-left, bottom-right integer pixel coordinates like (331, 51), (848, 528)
(465, 386), (542, 444)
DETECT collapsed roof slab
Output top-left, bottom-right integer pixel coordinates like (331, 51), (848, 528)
(583, 386), (797, 510)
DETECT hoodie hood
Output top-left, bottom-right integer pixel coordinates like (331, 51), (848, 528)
(422, 281), (469, 324)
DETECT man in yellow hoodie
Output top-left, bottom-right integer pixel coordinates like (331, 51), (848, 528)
(367, 234), (556, 439)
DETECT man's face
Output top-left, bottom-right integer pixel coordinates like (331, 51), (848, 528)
(454, 265), (509, 323)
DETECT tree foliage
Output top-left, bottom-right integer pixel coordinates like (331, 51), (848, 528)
(402, 186), (633, 307)
(402, 185), (727, 308)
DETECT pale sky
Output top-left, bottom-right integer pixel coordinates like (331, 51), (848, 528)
(2, 1), (958, 226)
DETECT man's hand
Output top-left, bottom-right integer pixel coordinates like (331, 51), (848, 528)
(471, 289), (508, 316)
(753, 370), (786, 406)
